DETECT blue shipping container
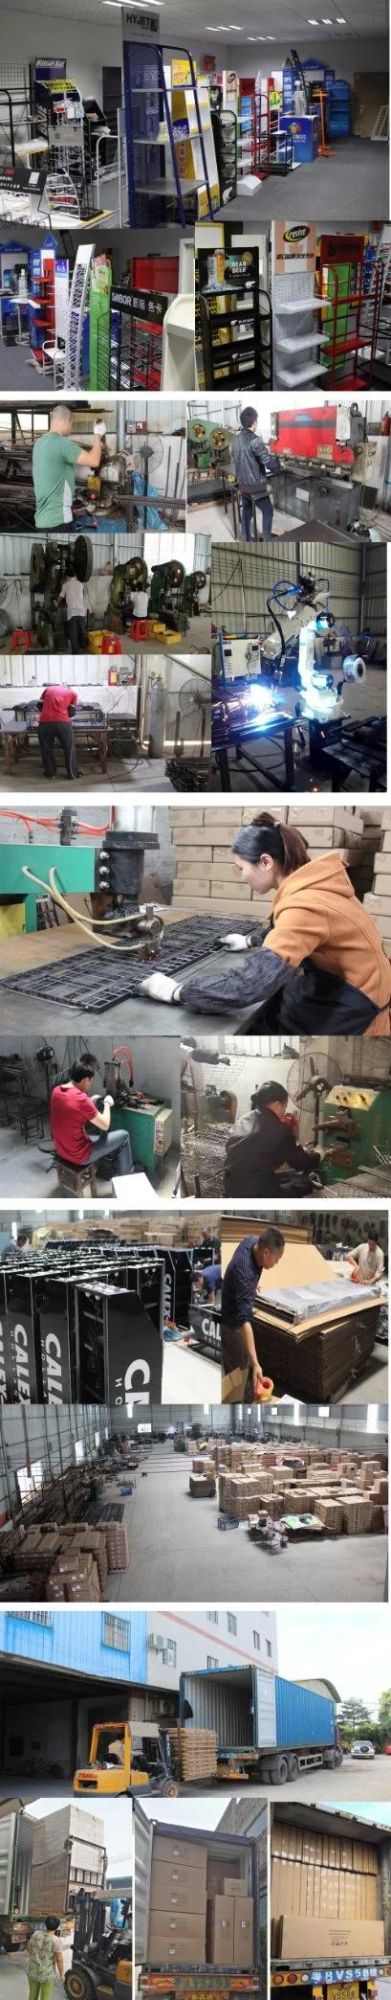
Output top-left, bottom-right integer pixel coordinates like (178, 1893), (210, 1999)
(276, 1676), (335, 1750)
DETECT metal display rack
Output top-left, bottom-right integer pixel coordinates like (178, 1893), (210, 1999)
(122, 36), (219, 227)
(198, 244), (271, 391)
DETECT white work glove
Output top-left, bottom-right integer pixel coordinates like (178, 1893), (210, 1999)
(94, 421), (107, 437)
(104, 1094), (114, 1108)
(141, 972), (182, 1005)
(221, 932), (252, 951)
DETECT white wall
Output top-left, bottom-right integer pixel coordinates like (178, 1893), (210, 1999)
(225, 35), (388, 82)
(0, 10), (227, 96)
(146, 1609), (278, 1687)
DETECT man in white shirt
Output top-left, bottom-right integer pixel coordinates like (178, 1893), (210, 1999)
(347, 1231), (385, 1284)
(58, 574), (87, 653)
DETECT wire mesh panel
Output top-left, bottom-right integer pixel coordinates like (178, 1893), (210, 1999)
(110, 290), (168, 390)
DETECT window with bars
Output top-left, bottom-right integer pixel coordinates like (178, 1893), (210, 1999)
(6, 1609), (53, 1627)
(102, 1614), (130, 1653)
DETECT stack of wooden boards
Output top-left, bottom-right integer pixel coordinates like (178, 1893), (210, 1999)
(190, 1441), (387, 1536)
(168, 1727), (218, 1782)
(271, 1814), (385, 1960)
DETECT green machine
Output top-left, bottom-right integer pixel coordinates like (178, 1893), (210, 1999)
(0, 845), (96, 933)
(321, 1081), (391, 1182)
(110, 1097), (173, 1177)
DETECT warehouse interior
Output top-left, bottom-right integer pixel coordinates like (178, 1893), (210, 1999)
(0, 398), (187, 534)
(196, 222), (391, 395)
(0, 1209), (223, 1403)
(0, 530), (210, 662)
(0, 1031), (181, 1200)
(3, 802), (391, 1037)
(0, 227), (195, 395)
(210, 541), (387, 793)
(217, 1209), (388, 1407)
(0, 1402), (387, 1609)
(0, 3), (387, 228)
(181, 1034), (391, 1200)
(189, 397), (391, 543)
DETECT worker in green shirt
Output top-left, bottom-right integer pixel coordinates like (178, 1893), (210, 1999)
(32, 406), (106, 531)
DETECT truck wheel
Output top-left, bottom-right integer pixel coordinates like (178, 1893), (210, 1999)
(65, 1971), (95, 2000)
(333, 1748), (343, 1766)
(288, 1755), (299, 1780)
(270, 1757), (289, 1785)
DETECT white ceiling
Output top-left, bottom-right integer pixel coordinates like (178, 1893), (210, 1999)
(1, 0), (388, 33)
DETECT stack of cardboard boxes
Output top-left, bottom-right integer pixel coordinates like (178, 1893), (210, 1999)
(271, 1817), (384, 1960)
(207, 1879), (254, 1967)
(147, 1836), (208, 1966)
(147, 1835), (254, 1969)
(170, 806), (366, 921)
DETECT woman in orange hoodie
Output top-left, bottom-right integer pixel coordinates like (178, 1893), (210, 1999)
(141, 814), (391, 1035)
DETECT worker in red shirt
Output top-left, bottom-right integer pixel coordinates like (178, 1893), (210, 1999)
(37, 683), (78, 780)
(50, 1058), (134, 1182)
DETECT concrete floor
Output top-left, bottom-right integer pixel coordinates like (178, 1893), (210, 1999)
(0, 1958), (65, 1997)
(220, 138), (389, 222)
(0, 1119), (180, 1201)
(190, 496), (391, 544)
(0, 752), (206, 794)
(0, 616), (211, 662)
(162, 1338), (220, 1400)
(1, 1762), (391, 1803)
(105, 1443), (387, 1604)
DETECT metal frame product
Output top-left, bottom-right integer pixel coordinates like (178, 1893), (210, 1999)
(74, 1260), (164, 1403)
(123, 36), (217, 228)
(64, 242), (94, 389)
(1, 915), (252, 1013)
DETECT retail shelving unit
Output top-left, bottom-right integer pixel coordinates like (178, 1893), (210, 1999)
(122, 34), (219, 227)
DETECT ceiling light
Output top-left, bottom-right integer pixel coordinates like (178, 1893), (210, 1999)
(308, 17), (319, 22)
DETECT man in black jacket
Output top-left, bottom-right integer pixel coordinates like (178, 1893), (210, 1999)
(232, 406), (278, 542)
(224, 1081), (322, 1198)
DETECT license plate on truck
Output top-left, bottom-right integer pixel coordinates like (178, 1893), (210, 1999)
(328, 1984), (359, 1998)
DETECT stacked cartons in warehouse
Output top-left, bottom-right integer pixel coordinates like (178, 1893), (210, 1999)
(170, 808), (367, 918)
(363, 810), (391, 952)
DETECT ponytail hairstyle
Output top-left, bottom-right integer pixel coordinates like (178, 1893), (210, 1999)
(253, 812), (309, 876)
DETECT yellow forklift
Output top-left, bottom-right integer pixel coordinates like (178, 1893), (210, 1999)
(74, 1721), (178, 1796)
(65, 1887), (132, 2000)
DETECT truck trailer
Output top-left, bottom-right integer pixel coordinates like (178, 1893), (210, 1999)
(0, 1799), (106, 1918)
(135, 1802), (266, 2000)
(270, 1803), (391, 2000)
(177, 1666), (342, 1788)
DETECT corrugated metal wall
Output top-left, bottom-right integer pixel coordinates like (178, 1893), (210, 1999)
(275, 1677), (335, 1751)
(211, 542), (368, 636)
(0, 1607), (148, 1681)
(0, 1405), (111, 1522)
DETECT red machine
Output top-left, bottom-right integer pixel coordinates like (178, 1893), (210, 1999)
(269, 406), (355, 464)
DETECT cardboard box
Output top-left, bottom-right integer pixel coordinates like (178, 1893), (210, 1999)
(147, 1924), (206, 1966)
(224, 1878), (248, 1898)
(153, 1838), (207, 1871)
(207, 1897), (234, 1966)
(148, 1911), (206, 1942)
(234, 1898), (254, 1967)
(278, 1917), (384, 1959)
(150, 1862), (207, 1913)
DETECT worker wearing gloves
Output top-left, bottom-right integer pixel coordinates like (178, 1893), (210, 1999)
(220, 1227), (285, 1395)
(32, 407), (106, 531)
(26, 1918), (64, 2000)
(141, 813), (391, 1037)
(347, 1230), (385, 1284)
(232, 406), (280, 542)
(37, 683), (78, 780)
(50, 1058), (134, 1181)
(224, 1081), (323, 1198)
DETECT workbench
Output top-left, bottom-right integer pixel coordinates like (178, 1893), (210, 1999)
(252, 1243), (387, 1400)
(0, 707), (140, 775)
(0, 921), (244, 1035)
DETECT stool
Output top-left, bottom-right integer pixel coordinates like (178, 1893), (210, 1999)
(54, 1155), (100, 1197)
(131, 618), (148, 640)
